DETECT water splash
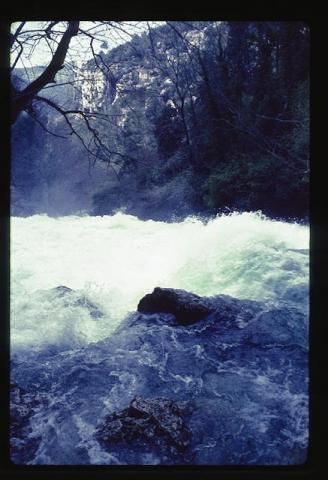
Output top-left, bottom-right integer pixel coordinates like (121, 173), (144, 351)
(11, 211), (308, 353)
(10, 212), (309, 465)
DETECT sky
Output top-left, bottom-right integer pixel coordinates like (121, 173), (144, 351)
(11, 21), (164, 70)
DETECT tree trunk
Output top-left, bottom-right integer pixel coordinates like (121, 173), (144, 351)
(11, 21), (79, 124)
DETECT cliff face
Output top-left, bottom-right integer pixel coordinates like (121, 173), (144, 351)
(14, 22), (214, 116)
(12, 22), (215, 217)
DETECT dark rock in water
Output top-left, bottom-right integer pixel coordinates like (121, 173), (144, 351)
(138, 287), (215, 325)
(49, 285), (103, 319)
(95, 396), (191, 455)
(10, 383), (43, 464)
(137, 287), (263, 328)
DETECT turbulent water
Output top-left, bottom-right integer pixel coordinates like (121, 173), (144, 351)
(10, 211), (309, 465)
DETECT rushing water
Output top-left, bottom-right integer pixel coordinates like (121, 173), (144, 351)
(10, 212), (309, 465)
(11, 211), (308, 353)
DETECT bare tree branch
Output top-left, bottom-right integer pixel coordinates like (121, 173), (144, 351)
(10, 22), (26, 47)
(11, 38), (24, 71)
(11, 21), (80, 123)
(34, 95), (139, 167)
(27, 109), (68, 139)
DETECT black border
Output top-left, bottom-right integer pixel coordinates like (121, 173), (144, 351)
(1, 2), (326, 479)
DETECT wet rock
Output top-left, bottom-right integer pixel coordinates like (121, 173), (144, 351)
(137, 287), (215, 325)
(49, 285), (103, 319)
(137, 287), (263, 328)
(95, 396), (191, 455)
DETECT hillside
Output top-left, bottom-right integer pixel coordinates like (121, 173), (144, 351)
(11, 21), (309, 220)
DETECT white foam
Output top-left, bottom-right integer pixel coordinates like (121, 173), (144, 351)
(10, 212), (309, 351)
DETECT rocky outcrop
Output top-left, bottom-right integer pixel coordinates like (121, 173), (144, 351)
(95, 396), (191, 455)
(137, 287), (263, 327)
(136, 287), (307, 348)
(137, 287), (215, 325)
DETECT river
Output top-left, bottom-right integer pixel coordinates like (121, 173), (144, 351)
(10, 211), (309, 464)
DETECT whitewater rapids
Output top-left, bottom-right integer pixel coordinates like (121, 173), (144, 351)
(10, 211), (309, 465)
(11, 211), (308, 353)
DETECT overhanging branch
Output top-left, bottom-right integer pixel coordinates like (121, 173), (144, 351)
(11, 21), (79, 124)
(34, 95), (139, 167)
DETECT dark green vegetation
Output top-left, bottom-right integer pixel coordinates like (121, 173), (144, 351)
(11, 22), (309, 220)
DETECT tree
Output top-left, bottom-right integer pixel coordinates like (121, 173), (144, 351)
(10, 21), (309, 219)
(195, 21), (309, 217)
(10, 21), (147, 168)
(11, 21), (79, 123)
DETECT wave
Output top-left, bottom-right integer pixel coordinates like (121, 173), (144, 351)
(11, 211), (308, 353)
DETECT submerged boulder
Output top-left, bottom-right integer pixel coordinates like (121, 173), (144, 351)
(95, 396), (191, 455)
(51, 285), (74, 297)
(137, 287), (215, 325)
(49, 285), (103, 319)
